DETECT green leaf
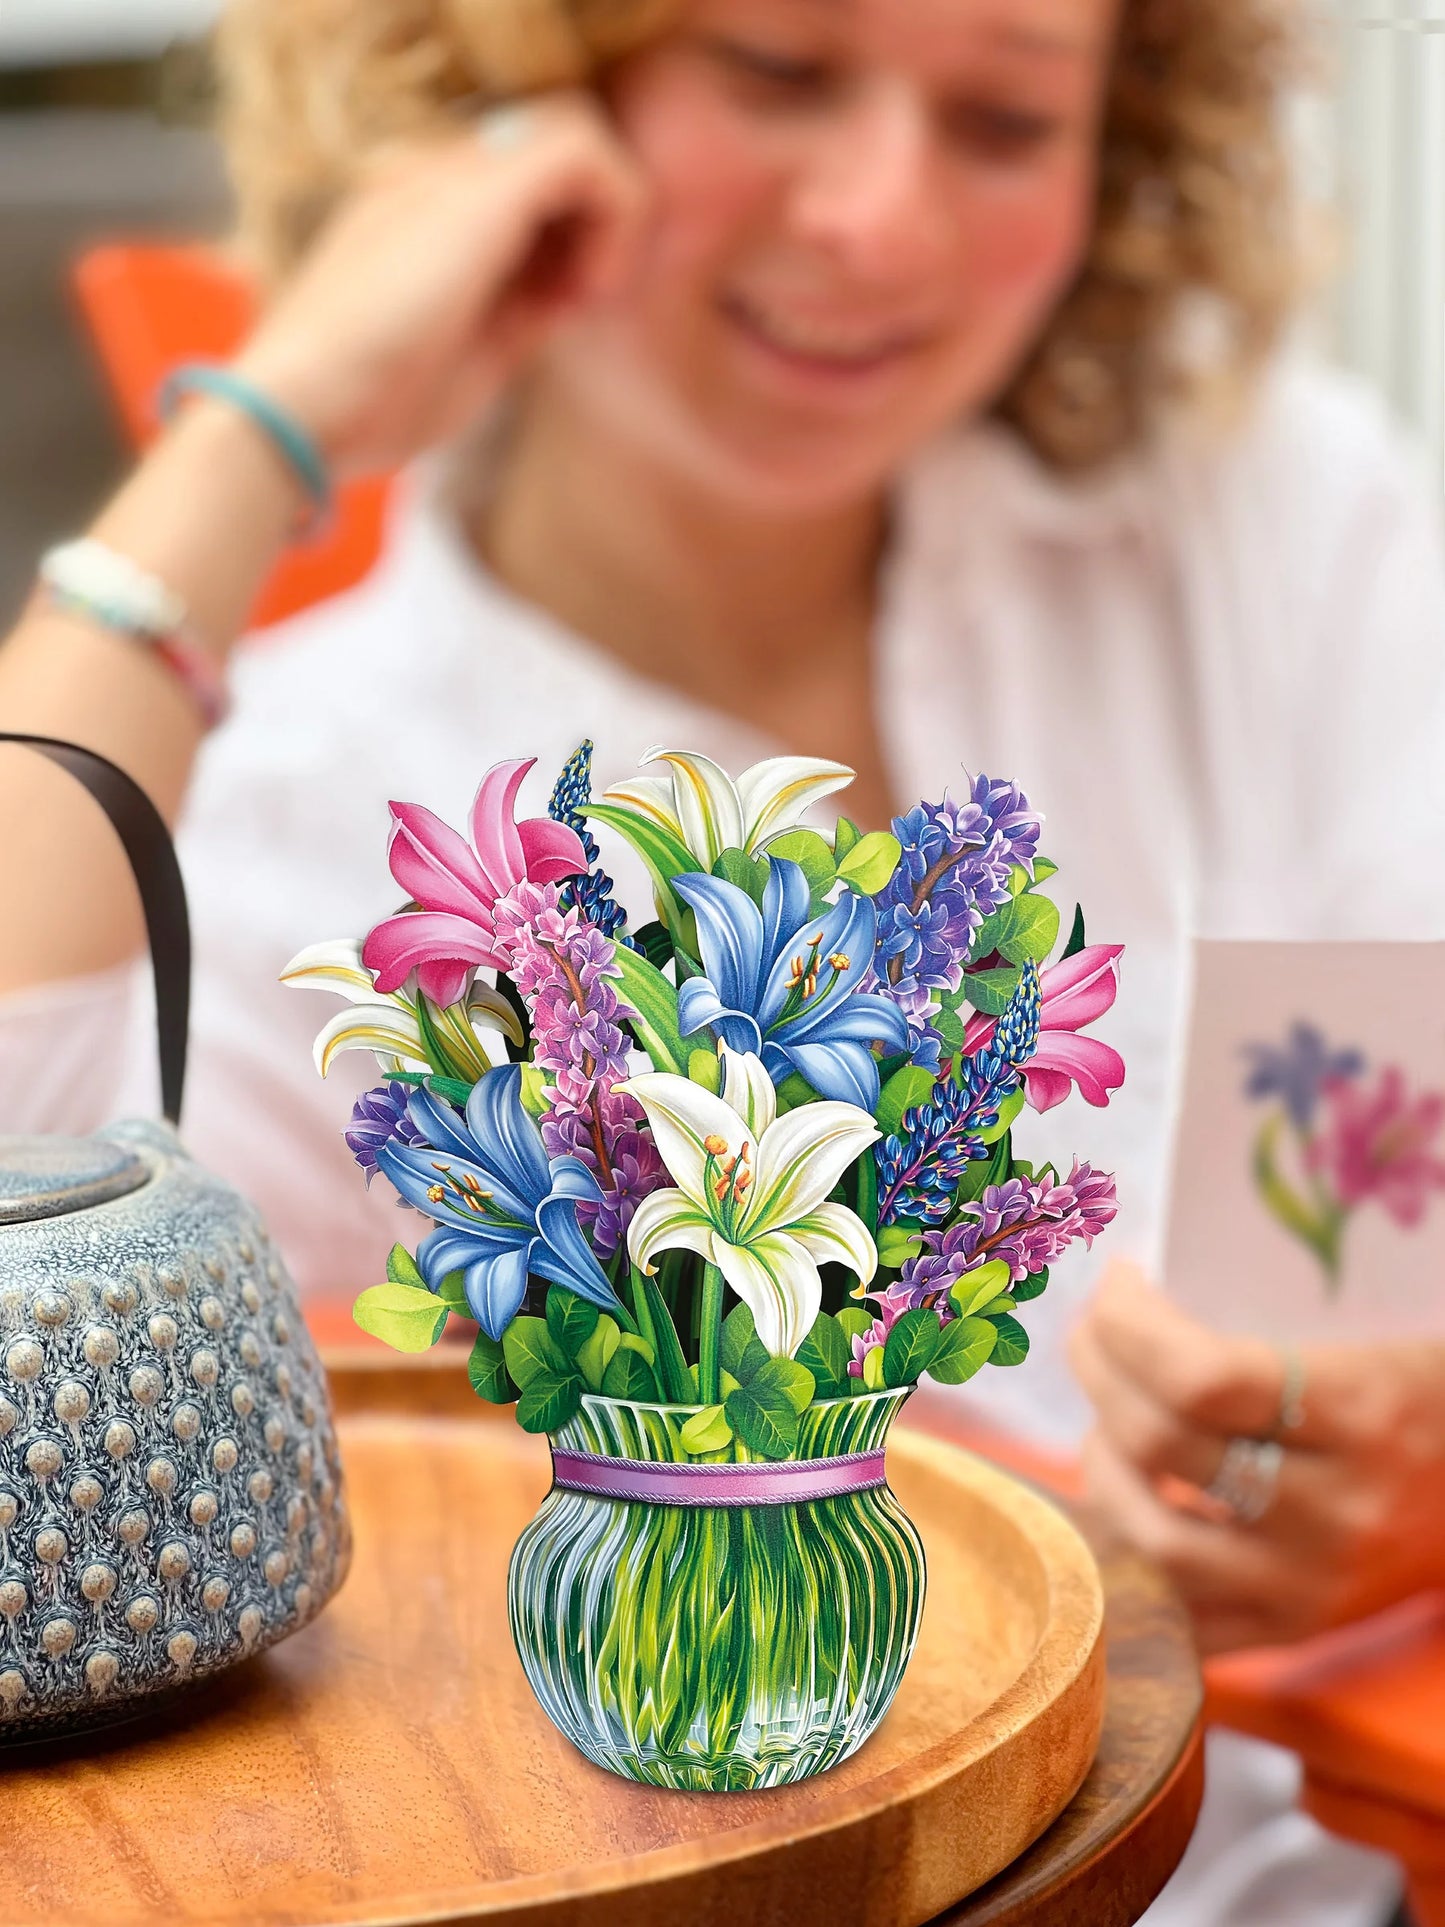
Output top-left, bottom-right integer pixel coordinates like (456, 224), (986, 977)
(835, 830), (902, 896)
(764, 829), (836, 899)
(679, 1405), (734, 1456)
(352, 1282), (448, 1353)
(1013, 1267), (1049, 1304)
(546, 1288), (600, 1359)
(973, 895), (1060, 967)
(575, 1313), (621, 1392)
(1062, 903), (1086, 960)
(515, 1369), (583, 1433)
(638, 1270), (692, 1404)
(687, 1364), (741, 1400)
(503, 1316), (570, 1389)
(933, 1001), (966, 1051)
(861, 1344), (886, 1391)
(976, 1085), (1026, 1146)
(1007, 856), (1059, 898)
(720, 1302), (771, 1385)
(712, 846), (771, 906)
(583, 801), (698, 952)
(950, 1259), (1014, 1317)
(725, 1381), (799, 1460)
(926, 1315), (998, 1384)
(832, 815), (861, 862)
(519, 1064), (549, 1117)
(876, 1224), (925, 1270)
(875, 1065), (936, 1138)
(957, 1132), (1012, 1206)
(882, 1307), (944, 1388)
(436, 1269), (469, 1312)
(602, 1342), (658, 1401)
(610, 943), (689, 1076)
(976, 1294), (1017, 1317)
(774, 1071), (816, 1113)
(633, 920), (675, 972)
(385, 1244), (426, 1290)
(466, 1331), (512, 1403)
(963, 965), (1024, 1016)
(796, 1313), (850, 1395)
(750, 1355), (816, 1415)
(687, 1047), (721, 1094)
(836, 1306), (874, 1344)
(986, 1312), (1031, 1367)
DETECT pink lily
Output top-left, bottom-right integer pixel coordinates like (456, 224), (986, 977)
(361, 759), (586, 1006)
(963, 943), (1125, 1113)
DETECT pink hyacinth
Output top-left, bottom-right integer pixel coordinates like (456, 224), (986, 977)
(1307, 1068), (1445, 1228)
(963, 944), (1125, 1113)
(361, 759), (586, 1006)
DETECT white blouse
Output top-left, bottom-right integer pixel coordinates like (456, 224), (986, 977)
(2, 355), (1440, 1921)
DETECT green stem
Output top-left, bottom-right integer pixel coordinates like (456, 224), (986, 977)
(699, 1262), (725, 1405)
(622, 1266), (664, 1397)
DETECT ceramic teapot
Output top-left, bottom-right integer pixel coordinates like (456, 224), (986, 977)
(0, 735), (350, 1738)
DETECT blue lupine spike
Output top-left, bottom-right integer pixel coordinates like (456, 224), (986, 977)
(875, 963), (1042, 1228)
(548, 739), (634, 948)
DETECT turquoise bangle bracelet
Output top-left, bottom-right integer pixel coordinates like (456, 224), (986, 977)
(158, 362), (332, 525)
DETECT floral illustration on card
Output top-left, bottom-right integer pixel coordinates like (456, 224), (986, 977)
(1242, 1021), (1445, 1291)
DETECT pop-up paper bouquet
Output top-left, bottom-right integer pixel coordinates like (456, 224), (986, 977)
(285, 746), (1123, 1790)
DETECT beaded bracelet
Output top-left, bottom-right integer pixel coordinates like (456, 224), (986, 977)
(38, 539), (230, 731)
(158, 362), (332, 532)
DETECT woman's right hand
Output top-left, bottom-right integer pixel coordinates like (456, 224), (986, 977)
(233, 94), (649, 477)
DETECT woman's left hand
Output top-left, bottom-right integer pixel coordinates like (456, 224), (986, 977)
(1068, 1263), (1445, 1655)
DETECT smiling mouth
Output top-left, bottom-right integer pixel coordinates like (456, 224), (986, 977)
(719, 291), (930, 376)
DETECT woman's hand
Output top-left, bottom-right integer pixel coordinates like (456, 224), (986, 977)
(235, 94), (648, 477)
(1069, 1262), (1445, 1655)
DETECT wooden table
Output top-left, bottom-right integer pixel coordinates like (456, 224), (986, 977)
(0, 1354), (1202, 1926)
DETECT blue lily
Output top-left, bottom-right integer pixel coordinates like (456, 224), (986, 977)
(673, 858), (909, 1109)
(377, 1065), (621, 1340)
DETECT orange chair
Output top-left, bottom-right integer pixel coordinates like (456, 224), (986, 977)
(70, 243), (394, 631)
(72, 237), (1445, 1910)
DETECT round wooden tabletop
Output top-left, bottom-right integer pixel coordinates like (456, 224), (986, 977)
(0, 1356), (1202, 1926)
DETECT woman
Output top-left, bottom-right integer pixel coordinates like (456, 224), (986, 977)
(1, 0), (1442, 1917)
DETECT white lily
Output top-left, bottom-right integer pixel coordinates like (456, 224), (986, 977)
(280, 938), (522, 1081)
(620, 1045), (879, 1358)
(601, 748), (854, 869)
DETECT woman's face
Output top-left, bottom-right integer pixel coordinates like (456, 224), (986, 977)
(547, 0), (1120, 510)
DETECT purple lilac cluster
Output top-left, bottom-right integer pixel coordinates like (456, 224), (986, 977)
(876, 963), (1041, 1227)
(493, 881), (631, 1104)
(871, 774), (1041, 1069)
(346, 1081), (427, 1189)
(542, 1087), (665, 1260)
(848, 1160), (1117, 1376)
(493, 879), (665, 1259)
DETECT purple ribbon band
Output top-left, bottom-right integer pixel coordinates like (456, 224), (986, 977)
(549, 1448), (888, 1508)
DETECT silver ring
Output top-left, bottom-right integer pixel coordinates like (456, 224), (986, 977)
(1205, 1437), (1284, 1524)
(476, 104), (534, 153)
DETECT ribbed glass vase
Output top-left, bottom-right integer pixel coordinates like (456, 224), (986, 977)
(507, 1389), (926, 1790)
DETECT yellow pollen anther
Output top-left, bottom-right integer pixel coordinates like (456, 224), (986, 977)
(713, 1175), (731, 1203)
(829, 952), (851, 971)
(703, 1134), (729, 1157)
(426, 1184), (446, 1204)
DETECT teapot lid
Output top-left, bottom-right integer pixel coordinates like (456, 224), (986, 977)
(0, 1135), (151, 1225)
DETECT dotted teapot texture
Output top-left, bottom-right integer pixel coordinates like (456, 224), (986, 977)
(0, 1119), (350, 1736)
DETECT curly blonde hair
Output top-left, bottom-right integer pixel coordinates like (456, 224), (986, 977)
(217, 0), (1305, 471)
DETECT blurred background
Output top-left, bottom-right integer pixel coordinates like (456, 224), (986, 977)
(0, 0), (1442, 625)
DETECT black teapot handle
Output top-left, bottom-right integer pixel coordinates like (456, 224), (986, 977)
(0, 734), (189, 1126)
